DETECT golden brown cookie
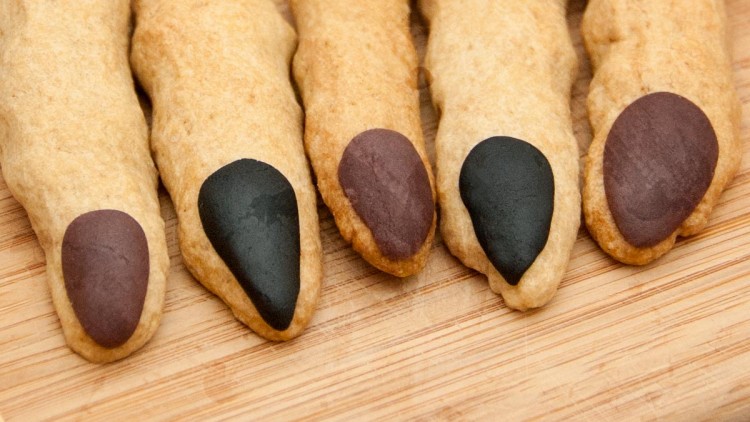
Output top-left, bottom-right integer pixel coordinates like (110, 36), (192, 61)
(291, 0), (437, 278)
(0, 1), (169, 362)
(420, 0), (581, 310)
(582, 0), (742, 265)
(131, 0), (323, 340)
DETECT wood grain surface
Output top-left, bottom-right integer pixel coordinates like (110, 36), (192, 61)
(1, 0), (749, 420)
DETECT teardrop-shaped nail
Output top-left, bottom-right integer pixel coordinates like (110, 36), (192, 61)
(62, 210), (150, 349)
(338, 128), (434, 261)
(198, 159), (300, 331)
(460, 136), (555, 285)
(603, 92), (718, 248)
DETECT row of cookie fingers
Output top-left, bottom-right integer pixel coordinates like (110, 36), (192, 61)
(0, 0), (320, 363)
(0, 0), (740, 362)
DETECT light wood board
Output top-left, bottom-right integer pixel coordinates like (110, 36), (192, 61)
(1, 0), (749, 420)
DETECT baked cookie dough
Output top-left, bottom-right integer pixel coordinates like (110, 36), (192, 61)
(0, 1), (169, 362)
(582, 0), (742, 265)
(291, 0), (437, 277)
(131, 0), (323, 340)
(419, 0), (581, 310)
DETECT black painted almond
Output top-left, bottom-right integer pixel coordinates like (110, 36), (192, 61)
(338, 128), (434, 261)
(62, 210), (149, 349)
(603, 92), (718, 248)
(198, 159), (300, 331)
(460, 137), (554, 285)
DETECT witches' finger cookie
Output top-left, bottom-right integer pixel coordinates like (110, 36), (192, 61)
(131, 0), (323, 340)
(419, 0), (581, 310)
(291, 0), (437, 277)
(582, 0), (742, 265)
(0, 1), (169, 362)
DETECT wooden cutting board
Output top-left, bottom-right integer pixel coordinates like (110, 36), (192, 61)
(1, 0), (749, 420)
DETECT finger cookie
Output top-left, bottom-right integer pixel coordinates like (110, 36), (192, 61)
(291, 0), (437, 277)
(419, 0), (581, 310)
(582, 0), (741, 265)
(0, 1), (169, 362)
(131, 0), (322, 340)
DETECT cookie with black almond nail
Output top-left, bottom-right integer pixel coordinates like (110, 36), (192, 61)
(582, 0), (742, 265)
(291, 0), (437, 278)
(131, 0), (322, 340)
(419, 0), (581, 310)
(0, 1), (169, 362)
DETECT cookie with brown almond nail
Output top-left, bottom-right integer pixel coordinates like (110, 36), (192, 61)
(291, 0), (437, 278)
(0, 1), (169, 362)
(582, 0), (742, 265)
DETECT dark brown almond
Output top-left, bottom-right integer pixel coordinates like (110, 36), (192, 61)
(603, 92), (718, 248)
(338, 128), (434, 261)
(62, 210), (149, 349)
